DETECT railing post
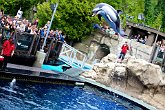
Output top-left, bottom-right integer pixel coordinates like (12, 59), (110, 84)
(28, 34), (36, 55)
(149, 44), (158, 63)
(45, 38), (54, 63)
(41, 3), (58, 51)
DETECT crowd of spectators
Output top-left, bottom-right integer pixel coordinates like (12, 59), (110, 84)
(0, 13), (65, 50)
(130, 34), (148, 44)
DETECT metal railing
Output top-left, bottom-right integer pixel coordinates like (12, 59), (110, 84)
(59, 43), (89, 70)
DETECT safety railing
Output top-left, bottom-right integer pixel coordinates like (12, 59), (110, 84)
(59, 43), (90, 70)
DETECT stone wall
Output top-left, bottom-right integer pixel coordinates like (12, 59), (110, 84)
(116, 37), (153, 62)
(73, 31), (153, 63)
(100, 33), (153, 62)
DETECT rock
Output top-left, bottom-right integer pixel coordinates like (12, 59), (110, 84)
(113, 66), (126, 77)
(81, 70), (97, 79)
(92, 63), (114, 85)
(123, 55), (136, 63)
(93, 63), (108, 74)
(94, 44), (110, 60)
(100, 54), (117, 63)
(127, 59), (162, 87)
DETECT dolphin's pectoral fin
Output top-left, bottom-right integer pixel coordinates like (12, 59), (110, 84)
(98, 14), (102, 21)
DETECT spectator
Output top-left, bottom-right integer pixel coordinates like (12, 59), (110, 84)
(45, 21), (50, 29)
(136, 34), (140, 42)
(58, 30), (65, 42)
(55, 28), (59, 40)
(139, 38), (145, 44)
(156, 41), (162, 47)
(1, 37), (15, 71)
(93, 23), (102, 30)
(19, 22), (25, 32)
(49, 30), (55, 39)
(33, 18), (39, 27)
(30, 24), (37, 35)
(39, 27), (45, 39)
(157, 44), (165, 58)
(0, 17), (5, 27)
(143, 36), (148, 44)
(25, 22), (32, 33)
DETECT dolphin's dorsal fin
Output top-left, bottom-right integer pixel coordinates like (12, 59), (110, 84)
(117, 10), (123, 15)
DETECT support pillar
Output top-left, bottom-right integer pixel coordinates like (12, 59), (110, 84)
(33, 50), (46, 68)
(146, 33), (155, 46)
(125, 26), (132, 38)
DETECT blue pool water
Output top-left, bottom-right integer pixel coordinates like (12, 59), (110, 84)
(0, 79), (143, 110)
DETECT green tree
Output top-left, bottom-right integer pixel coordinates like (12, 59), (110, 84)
(151, 12), (162, 30)
(0, 0), (45, 18)
(160, 0), (165, 32)
(35, 0), (98, 40)
(34, 2), (52, 27)
(144, 0), (158, 25)
(3, 0), (165, 38)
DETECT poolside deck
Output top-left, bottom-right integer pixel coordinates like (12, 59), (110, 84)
(0, 63), (84, 84)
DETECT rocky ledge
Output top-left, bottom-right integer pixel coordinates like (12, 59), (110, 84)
(81, 54), (165, 110)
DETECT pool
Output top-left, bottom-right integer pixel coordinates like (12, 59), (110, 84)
(0, 79), (145, 110)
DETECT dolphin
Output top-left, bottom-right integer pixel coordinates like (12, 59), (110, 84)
(92, 3), (125, 37)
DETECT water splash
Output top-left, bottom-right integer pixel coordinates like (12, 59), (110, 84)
(10, 78), (16, 90)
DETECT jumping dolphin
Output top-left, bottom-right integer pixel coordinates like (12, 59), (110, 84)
(92, 3), (125, 37)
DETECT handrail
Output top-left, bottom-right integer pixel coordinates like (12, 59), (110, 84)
(59, 43), (89, 70)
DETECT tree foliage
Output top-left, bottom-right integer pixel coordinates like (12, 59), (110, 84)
(35, 2), (52, 27)
(0, 0), (45, 17)
(35, 0), (98, 40)
(2, 0), (165, 40)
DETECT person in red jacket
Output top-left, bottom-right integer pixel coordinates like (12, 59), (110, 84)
(1, 37), (15, 71)
(118, 41), (129, 62)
